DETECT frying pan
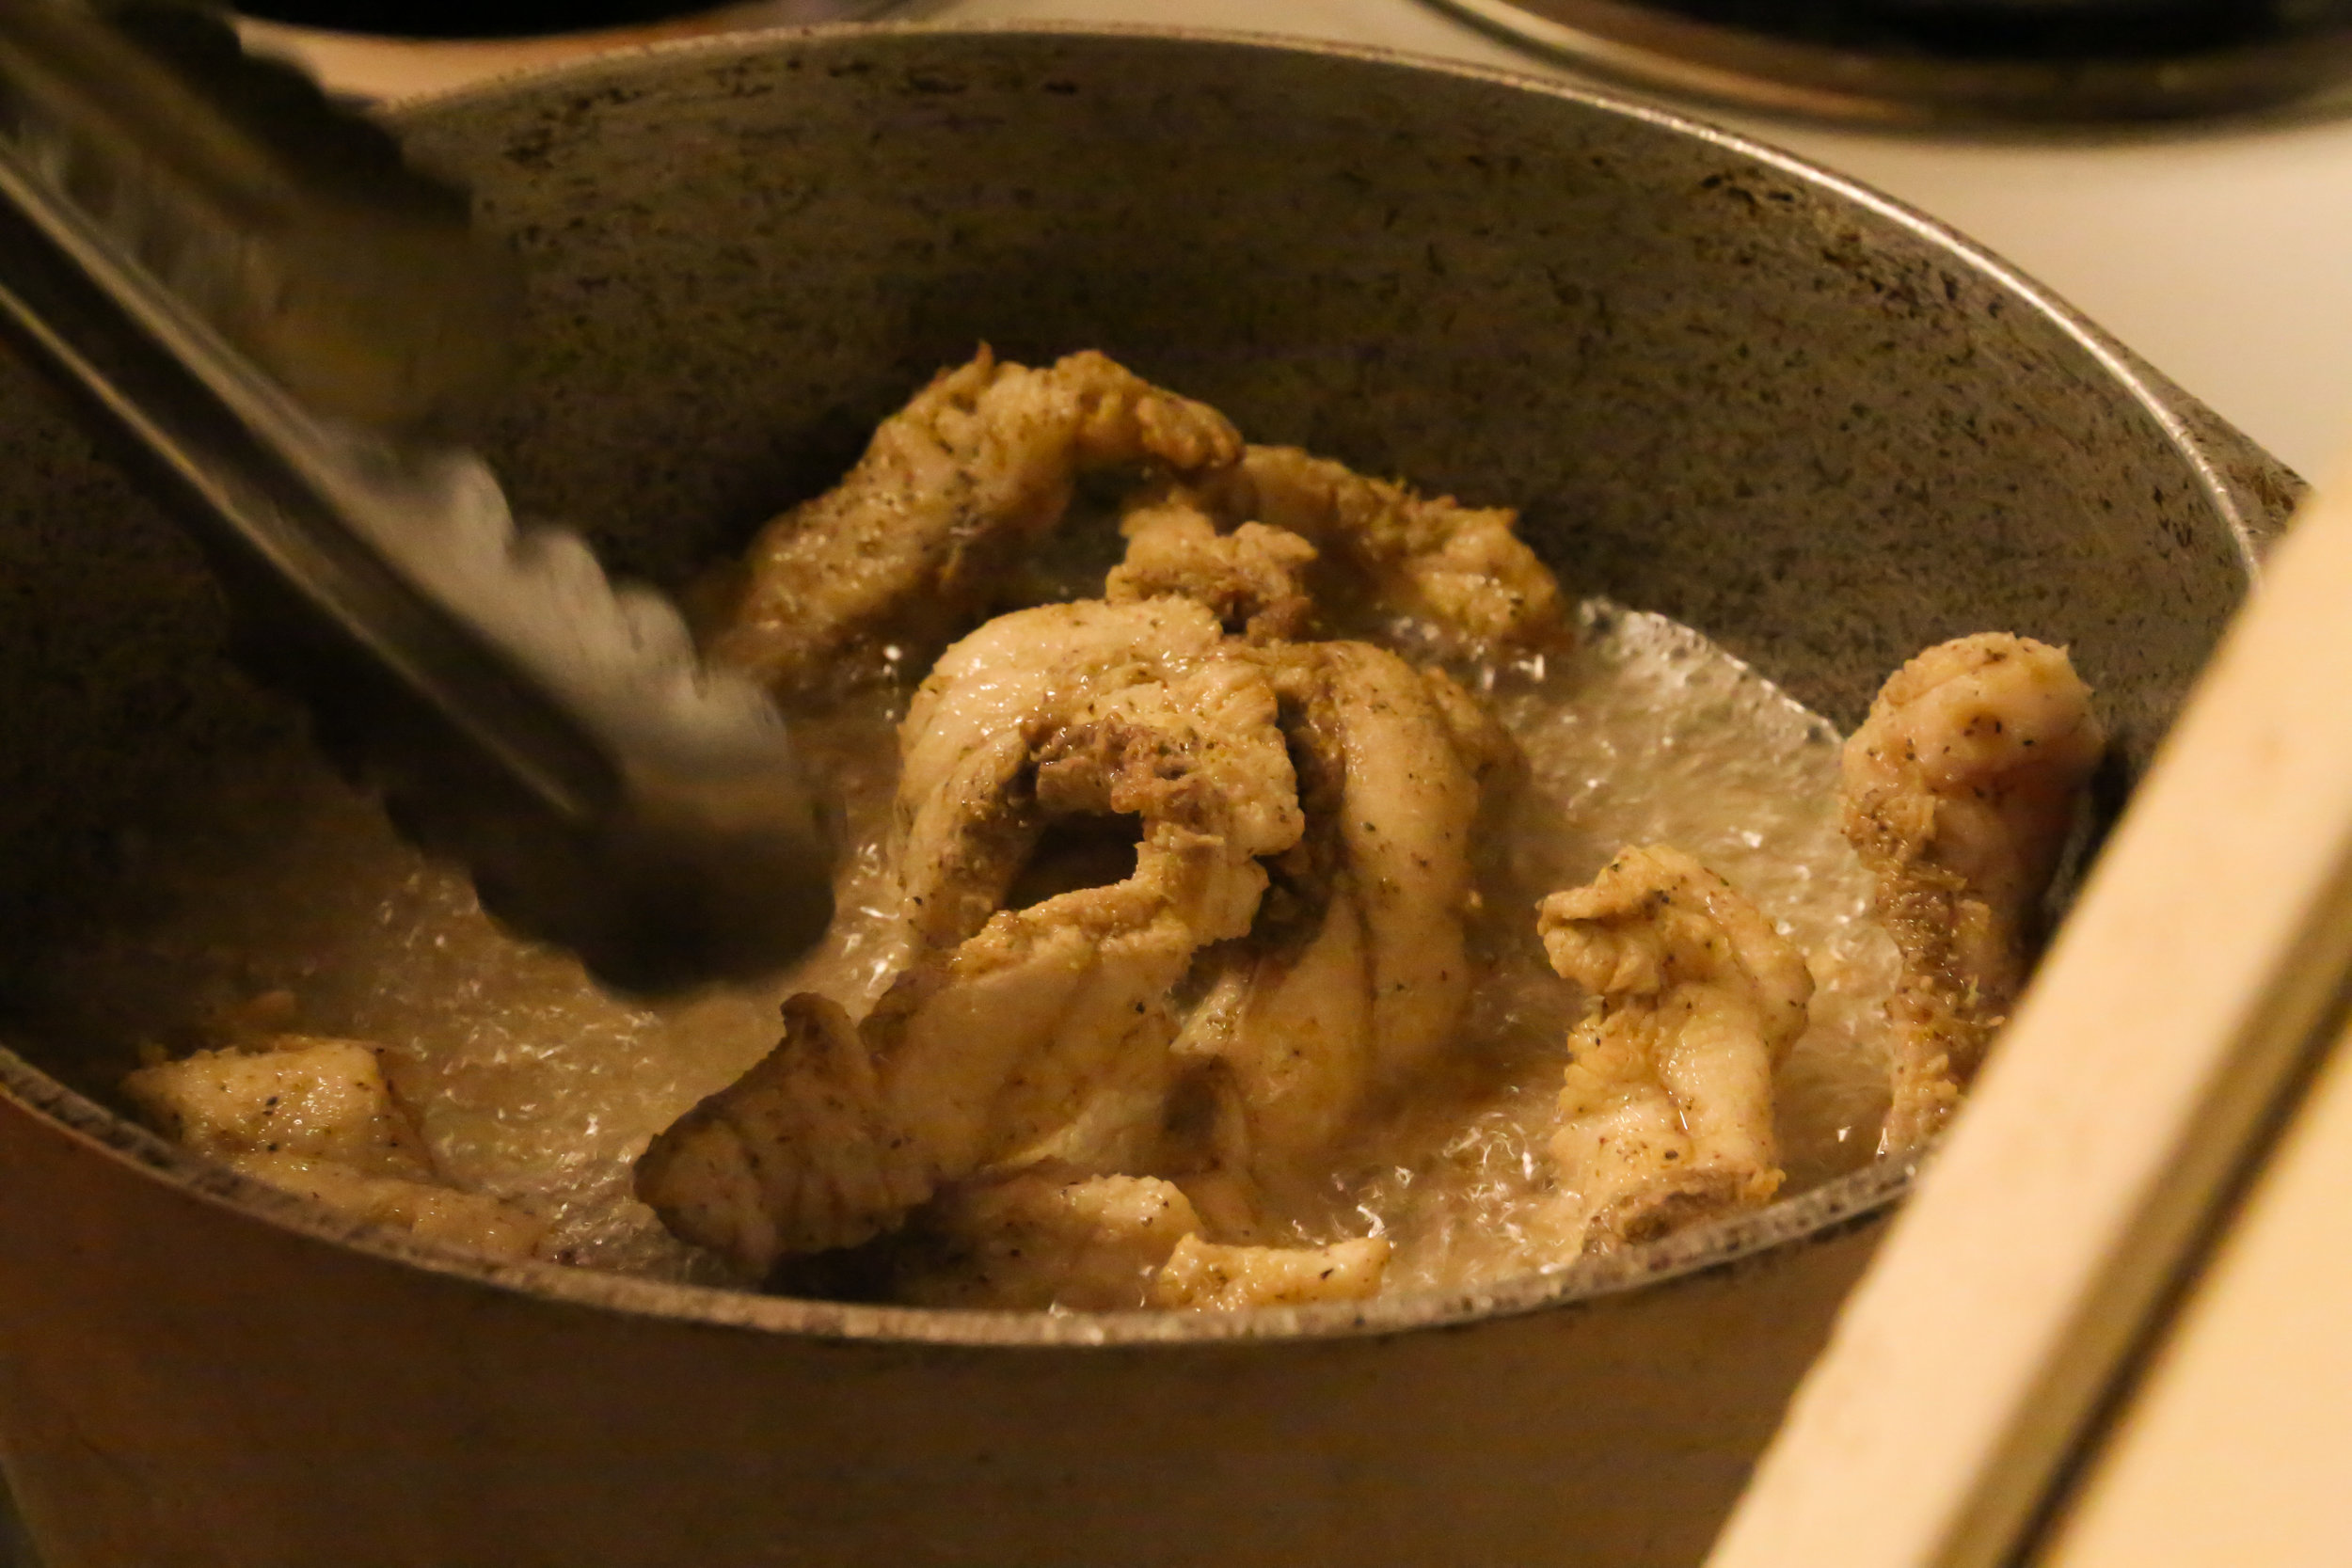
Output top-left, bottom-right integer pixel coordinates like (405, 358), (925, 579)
(0, 25), (2295, 1567)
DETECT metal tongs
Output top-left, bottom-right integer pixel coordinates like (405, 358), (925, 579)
(0, 0), (832, 990)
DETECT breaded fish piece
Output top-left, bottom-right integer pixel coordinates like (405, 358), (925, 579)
(1842, 632), (2105, 1150)
(124, 1034), (547, 1259)
(1173, 641), (1489, 1197)
(1149, 1233), (1391, 1309)
(895, 1169), (1204, 1311)
(1204, 445), (1565, 655)
(639, 616), (1303, 1274)
(1538, 846), (1813, 1251)
(1104, 490), (1319, 641)
(629, 994), (932, 1268)
(229, 1152), (551, 1259)
(124, 1035), (433, 1179)
(894, 597), (1246, 948)
(714, 348), (1241, 696)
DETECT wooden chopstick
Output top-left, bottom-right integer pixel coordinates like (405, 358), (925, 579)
(1705, 462), (2352, 1568)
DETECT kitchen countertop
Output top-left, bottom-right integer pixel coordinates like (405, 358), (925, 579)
(247, 0), (2352, 483)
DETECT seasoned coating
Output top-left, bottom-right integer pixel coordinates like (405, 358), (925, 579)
(638, 612), (1304, 1273)
(894, 597), (1250, 948)
(1537, 846), (1813, 1251)
(634, 994), (932, 1270)
(895, 1168), (1391, 1312)
(713, 349), (1241, 695)
(895, 1170), (1203, 1310)
(123, 1034), (546, 1259)
(1204, 445), (1565, 654)
(123, 1035), (432, 1178)
(1104, 491), (1318, 641)
(880, 708), (1264, 1164)
(1175, 641), (1488, 1194)
(875, 644), (1304, 1177)
(1149, 1233), (1391, 1309)
(1417, 663), (1525, 787)
(1268, 643), (1490, 1092)
(230, 1153), (550, 1259)
(1842, 633), (2104, 1150)
(647, 355), (1579, 1300)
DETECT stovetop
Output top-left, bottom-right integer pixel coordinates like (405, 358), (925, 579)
(1478, 0), (2352, 57)
(1429, 0), (2352, 122)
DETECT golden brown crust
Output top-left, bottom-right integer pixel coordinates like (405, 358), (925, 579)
(713, 348), (1243, 697)
(1537, 846), (1812, 1253)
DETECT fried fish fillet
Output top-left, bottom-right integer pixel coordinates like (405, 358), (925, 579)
(1537, 846), (1813, 1251)
(638, 608), (1304, 1273)
(1149, 1233), (1391, 1309)
(1171, 642), (1489, 1196)
(893, 1169), (1205, 1310)
(124, 1034), (548, 1259)
(656, 353), (1567, 1296)
(1841, 633), (2104, 1150)
(714, 348), (1242, 696)
(1104, 490), (1319, 641)
(1203, 445), (1565, 655)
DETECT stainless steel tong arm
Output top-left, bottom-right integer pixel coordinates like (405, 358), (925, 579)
(0, 0), (833, 989)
